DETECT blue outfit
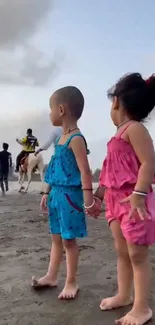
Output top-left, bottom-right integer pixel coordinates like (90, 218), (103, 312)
(44, 133), (87, 240)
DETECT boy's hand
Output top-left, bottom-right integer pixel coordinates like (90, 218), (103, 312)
(40, 194), (48, 213)
(85, 197), (102, 218)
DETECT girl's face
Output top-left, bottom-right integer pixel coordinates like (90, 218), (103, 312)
(49, 95), (64, 126)
(110, 97), (119, 126)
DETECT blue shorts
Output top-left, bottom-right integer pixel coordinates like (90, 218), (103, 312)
(47, 187), (87, 240)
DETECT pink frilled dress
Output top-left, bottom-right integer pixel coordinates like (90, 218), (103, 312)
(99, 124), (155, 245)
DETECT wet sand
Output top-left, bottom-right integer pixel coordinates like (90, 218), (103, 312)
(1, 188), (155, 325)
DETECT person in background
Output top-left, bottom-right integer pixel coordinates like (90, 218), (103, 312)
(35, 126), (90, 155)
(15, 128), (39, 172)
(0, 143), (12, 194)
(34, 127), (62, 155)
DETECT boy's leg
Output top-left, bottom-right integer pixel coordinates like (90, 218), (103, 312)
(32, 201), (63, 288)
(32, 234), (63, 287)
(58, 189), (87, 299)
(100, 221), (133, 310)
(58, 238), (79, 299)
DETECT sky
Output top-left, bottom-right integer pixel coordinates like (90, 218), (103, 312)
(0, 0), (155, 170)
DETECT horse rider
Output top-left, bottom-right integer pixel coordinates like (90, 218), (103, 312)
(15, 128), (39, 172)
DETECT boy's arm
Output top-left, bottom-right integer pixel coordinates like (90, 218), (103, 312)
(71, 136), (94, 207)
(42, 157), (54, 193)
(42, 182), (51, 194)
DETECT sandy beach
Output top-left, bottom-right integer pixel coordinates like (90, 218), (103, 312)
(1, 183), (155, 325)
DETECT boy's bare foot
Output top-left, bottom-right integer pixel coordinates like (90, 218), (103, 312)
(100, 294), (133, 310)
(115, 307), (152, 325)
(31, 275), (58, 289)
(58, 283), (79, 300)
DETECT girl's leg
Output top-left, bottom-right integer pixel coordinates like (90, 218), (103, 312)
(100, 221), (133, 310)
(58, 239), (79, 299)
(32, 234), (63, 287)
(116, 244), (152, 325)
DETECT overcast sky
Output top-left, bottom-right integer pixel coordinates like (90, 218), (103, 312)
(0, 0), (155, 169)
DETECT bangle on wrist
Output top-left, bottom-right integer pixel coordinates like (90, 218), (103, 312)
(84, 199), (95, 209)
(43, 192), (49, 195)
(133, 190), (147, 196)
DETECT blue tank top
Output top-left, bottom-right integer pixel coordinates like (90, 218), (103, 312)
(44, 133), (87, 188)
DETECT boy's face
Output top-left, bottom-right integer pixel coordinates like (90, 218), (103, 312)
(49, 94), (64, 126)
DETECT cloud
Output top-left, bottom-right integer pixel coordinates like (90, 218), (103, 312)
(0, 47), (62, 86)
(0, 0), (62, 86)
(0, 0), (53, 49)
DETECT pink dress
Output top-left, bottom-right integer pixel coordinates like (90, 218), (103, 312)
(99, 124), (155, 245)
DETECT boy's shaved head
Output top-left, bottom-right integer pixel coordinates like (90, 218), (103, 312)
(54, 86), (84, 120)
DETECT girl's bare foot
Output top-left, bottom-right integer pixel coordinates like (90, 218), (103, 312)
(31, 275), (58, 289)
(115, 307), (152, 325)
(58, 283), (79, 300)
(100, 294), (133, 310)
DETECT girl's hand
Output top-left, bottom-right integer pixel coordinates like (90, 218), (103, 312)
(120, 193), (151, 220)
(40, 194), (48, 213)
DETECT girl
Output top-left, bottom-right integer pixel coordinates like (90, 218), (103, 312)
(92, 73), (155, 325)
(32, 86), (100, 299)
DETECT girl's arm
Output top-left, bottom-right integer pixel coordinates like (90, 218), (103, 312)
(94, 186), (105, 201)
(71, 136), (94, 206)
(93, 160), (105, 201)
(128, 123), (155, 192)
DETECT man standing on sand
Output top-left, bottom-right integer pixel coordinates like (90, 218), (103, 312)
(0, 143), (12, 194)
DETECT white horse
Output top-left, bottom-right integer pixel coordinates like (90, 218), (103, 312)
(18, 153), (44, 193)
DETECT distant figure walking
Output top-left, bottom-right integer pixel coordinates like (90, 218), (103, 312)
(0, 143), (12, 194)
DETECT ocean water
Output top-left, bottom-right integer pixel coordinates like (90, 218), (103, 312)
(7, 182), (98, 194)
(3, 182), (155, 195)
